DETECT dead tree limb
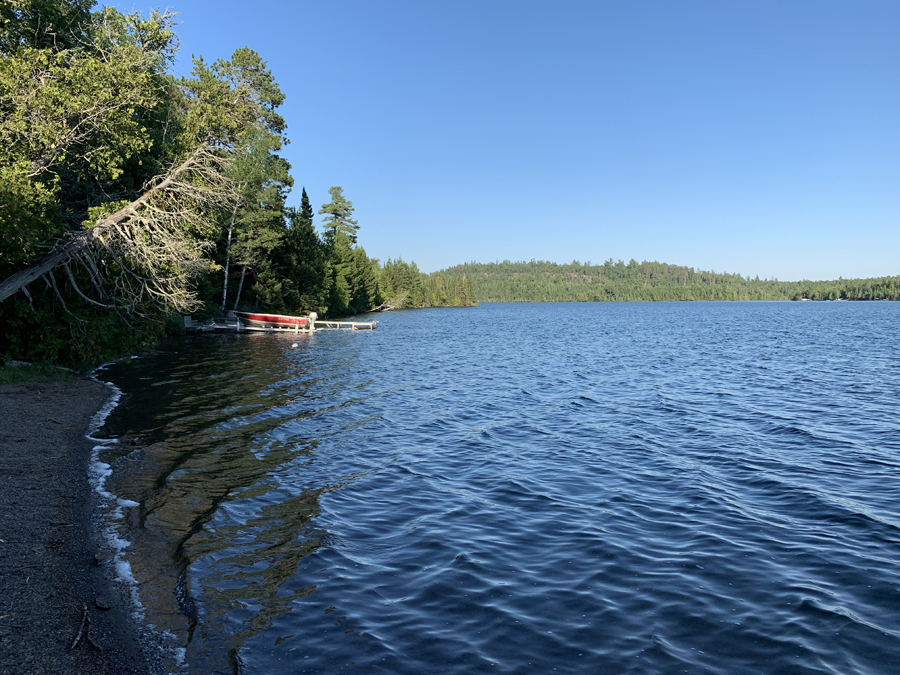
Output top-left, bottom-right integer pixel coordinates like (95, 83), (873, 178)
(0, 145), (234, 314)
(63, 262), (114, 308)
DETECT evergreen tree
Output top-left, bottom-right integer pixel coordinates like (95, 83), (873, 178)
(298, 187), (314, 226)
(222, 126), (292, 310)
(318, 186), (359, 244)
(324, 231), (353, 314)
(277, 199), (330, 313)
(348, 246), (379, 313)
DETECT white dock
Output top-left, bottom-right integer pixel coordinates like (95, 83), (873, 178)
(184, 312), (377, 334)
(236, 320), (377, 332)
(313, 320), (377, 331)
(183, 317), (378, 334)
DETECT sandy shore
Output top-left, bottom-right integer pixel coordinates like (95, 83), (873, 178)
(0, 378), (150, 675)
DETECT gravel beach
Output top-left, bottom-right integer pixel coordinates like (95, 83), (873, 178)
(0, 378), (149, 675)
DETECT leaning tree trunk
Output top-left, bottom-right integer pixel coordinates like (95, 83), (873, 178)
(0, 145), (234, 314)
(233, 265), (247, 311)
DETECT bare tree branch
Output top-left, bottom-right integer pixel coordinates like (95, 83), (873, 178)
(73, 252), (108, 298)
(45, 269), (84, 322)
(62, 261), (114, 308)
(0, 145), (234, 313)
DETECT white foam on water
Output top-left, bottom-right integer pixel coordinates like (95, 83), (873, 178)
(88, 363), (198, 673)
(115, 558), (137, 584)
(155, 631), (191, 671)
(86, 375), (138, 586)
(86, 365), (122, 438)
(89, 456), (115, 500)
(87, 371), (188, 672)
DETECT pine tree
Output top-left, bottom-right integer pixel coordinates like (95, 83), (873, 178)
(318, 186), (359, 244)
(326, 232), (353, 314)
(225, 127), (293, 310)
(299, 186), (314, 226)
(277, 197), (329, 313)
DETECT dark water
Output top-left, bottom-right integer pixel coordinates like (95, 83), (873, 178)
(95, 302), (900, 674)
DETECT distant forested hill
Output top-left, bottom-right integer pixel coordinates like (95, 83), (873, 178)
(435, 260), (900, 302)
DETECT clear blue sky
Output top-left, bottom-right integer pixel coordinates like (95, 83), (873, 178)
(125, 0), (898, 280)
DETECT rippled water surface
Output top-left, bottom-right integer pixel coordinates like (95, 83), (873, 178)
(96, 302), (900, 674)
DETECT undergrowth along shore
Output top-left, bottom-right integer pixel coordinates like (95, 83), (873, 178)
(0, 362), (74, 386)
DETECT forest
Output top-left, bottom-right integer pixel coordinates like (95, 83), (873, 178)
(440, 260), (900, 303)
(0, 0), (474, 367)
(1, 3), (894, 369)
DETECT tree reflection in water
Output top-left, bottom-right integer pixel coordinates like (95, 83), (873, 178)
(98, 332), (364, 673)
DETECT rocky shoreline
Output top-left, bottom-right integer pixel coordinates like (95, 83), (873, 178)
(0, 378), (151, 674)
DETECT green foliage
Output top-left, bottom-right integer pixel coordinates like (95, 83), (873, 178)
(181, 47), (286, 149)
(0, 289), (162, 367)
(0, 0), (93, 53)
(201, 183), (385, 319)
(275, 194), (330, 314)
(0, 3), (190, 366)
(0, 3), (304, 366)
(423, 272), (477, 308)
(378, 257), (423, 308)
(221, 127), (293, 310)
(0, 363), (72, 385)
(378, 258), (477, 309)
(0, 6), (180, 282)
(322, 231), (379, 315)
(349, 245), (379, 313)
(436, 260), (900, 302)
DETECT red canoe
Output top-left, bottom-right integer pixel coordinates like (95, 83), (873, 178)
(233, 311), (310, 329)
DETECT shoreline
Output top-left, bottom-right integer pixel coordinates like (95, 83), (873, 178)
(0, 377), (153, 674)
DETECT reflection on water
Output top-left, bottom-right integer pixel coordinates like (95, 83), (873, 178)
(96, 303), (900, 674)
(99, 333), (365, 672)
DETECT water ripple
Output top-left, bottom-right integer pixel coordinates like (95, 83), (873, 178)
(96, 302), (900, 674)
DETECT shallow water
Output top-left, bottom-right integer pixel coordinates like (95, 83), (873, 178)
(95, 302), (900, 674)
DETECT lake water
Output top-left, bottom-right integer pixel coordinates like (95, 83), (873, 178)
(94, 302), (900, 674)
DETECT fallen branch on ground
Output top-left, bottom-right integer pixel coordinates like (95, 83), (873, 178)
(70, 604), (88, 650)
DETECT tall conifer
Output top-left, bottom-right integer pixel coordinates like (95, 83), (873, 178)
(318, 186), (359, 244)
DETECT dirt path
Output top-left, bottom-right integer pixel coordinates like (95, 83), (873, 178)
(0, 378), (151, 675)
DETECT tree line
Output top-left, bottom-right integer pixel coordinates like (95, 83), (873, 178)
(378, 258), (477, 310)
(439, 260), (900, 303)
(3, 3), (890, 369)
(0, 0), (473, 367)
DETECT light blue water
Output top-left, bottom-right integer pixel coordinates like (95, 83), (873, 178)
(96, 302), (900, 674)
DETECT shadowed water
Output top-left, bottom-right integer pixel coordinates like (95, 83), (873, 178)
(95, 302), (900, 674)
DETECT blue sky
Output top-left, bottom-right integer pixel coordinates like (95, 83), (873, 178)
(125, 0), (897, 280)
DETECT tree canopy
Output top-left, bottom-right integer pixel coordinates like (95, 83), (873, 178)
(0, 2), (470, 365)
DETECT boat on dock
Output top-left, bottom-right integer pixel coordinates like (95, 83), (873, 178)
(232, 310), (377, 332)
(234, 310), (311, 330)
